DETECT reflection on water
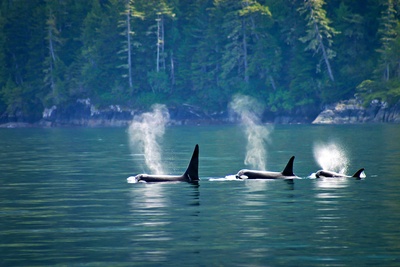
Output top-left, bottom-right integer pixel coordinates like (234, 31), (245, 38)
(243, 179), (269, 192)
(128, 183), (201, 264)
(314, 177), (350, 189)
(312, 184), (350, 254)
(130, 183), (170, 220)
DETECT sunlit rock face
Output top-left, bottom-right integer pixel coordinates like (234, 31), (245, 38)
(313, 99), (400, 124)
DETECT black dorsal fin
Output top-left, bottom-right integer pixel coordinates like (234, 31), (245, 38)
(183, 144), (199, 182)
(281, 156), (295, 176)
(352, 168), (365, 179)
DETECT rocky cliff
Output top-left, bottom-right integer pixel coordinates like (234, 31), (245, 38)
(312, 99), (400, 124)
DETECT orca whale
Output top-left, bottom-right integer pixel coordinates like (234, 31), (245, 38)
(127, 144), (199, 183)
(315, 168), (365, 179)
(235, 156), (299, 180)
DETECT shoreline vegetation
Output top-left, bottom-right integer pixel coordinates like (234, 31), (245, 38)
(1, 1), (400, 126)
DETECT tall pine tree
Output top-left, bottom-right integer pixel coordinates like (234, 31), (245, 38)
(376, 0), (398, 81)
(298, 0), (338, 82)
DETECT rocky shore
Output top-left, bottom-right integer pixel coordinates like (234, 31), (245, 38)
(312, 99), (400, 124)
(1, 98), (399, 128)
(37, 98), (229, 127)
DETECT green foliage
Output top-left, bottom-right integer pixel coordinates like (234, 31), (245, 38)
(1, 79), (43, 121)
(356, 0), (400, 107)
(268, 89), (295, 112)
(331, 2), (372, 99)
(298, 0), (338, 82)
(0, 8), (6, 88)
(134, 91), (168, 109)
(147, 71), (170, 93)
(375, 0), (398, 81)
(0, 0), (399, 122)
(1, 79), (24, 114)
(357, 79), (400, 106)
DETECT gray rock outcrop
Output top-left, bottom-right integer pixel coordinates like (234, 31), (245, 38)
(313, 99), (400, 124)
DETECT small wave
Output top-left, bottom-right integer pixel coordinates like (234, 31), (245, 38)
(209, 175), (240, 181)
(308, 172), (317, 179)
(127, 176), (139, 183)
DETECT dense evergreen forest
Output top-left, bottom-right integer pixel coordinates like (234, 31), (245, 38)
(1, 0), (400, 122)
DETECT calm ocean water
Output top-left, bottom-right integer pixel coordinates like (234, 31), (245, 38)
(0, 124), (399, 266)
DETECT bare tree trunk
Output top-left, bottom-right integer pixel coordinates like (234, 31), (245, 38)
(156, 14), (160, 72)
(242, 20), (249, 83)
(398, 60), (400, 78)
(243, 0), (259, 40)
(269, 75), (277, 91)
(170, 51), (175, 86)
(11, 53), (23, 85)
(48, 26), (56, 100)
(313, 22), (335, 82)
(161, 15), (165, 70)
(385, 63), (390, 81)
(49, 28), (55, 62)
(126, 8), (133, 89)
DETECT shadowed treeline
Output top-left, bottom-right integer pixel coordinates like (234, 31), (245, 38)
(0, 0), (399, 123)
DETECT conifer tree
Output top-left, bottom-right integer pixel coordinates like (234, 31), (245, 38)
(185, 0), (225, 107)
(216, 0), (273, 95)
(119, 0), (143, 92)
(44, 3), (64, 104)
(298, 0), (338, 82)
(240, 0), (277, 91)
(1, 0), (46, 120)
(332, 2), (369, 97)
(142, 0), (175, 93)
(0, 7), (7, 89)
(376, 0), (398, 81)
(217, 0), (248, 87)
(81, 0), (126, 103)
(80, 0), (103, 94)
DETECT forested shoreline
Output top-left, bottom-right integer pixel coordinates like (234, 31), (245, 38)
(1, 0), (400, 123)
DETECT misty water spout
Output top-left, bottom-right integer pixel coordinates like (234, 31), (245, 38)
(128, 104), (170, 174)
(230, 94), (272, 170)
(313, 142), (348, 174)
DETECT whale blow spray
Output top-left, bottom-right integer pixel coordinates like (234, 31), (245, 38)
(313, 142), (348, 174)
(230, 94), (272, 170)
(128, 104), (170, 174)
